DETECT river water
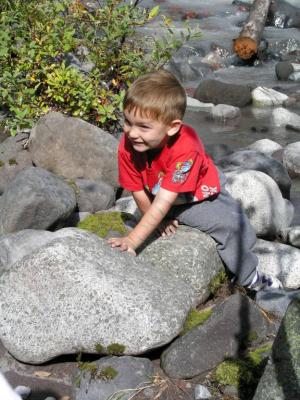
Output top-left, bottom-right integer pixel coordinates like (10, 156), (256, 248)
(140, 0), (300, 147)
(139, 0), (300, 220)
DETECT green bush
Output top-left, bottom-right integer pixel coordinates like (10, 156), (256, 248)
(0, 0), (201, 135)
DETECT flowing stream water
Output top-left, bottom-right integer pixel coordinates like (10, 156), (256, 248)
(139, 0), (300, 146)
(139, 0), (300, 217)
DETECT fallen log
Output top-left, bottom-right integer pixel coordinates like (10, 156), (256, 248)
(233, 0), (272, 60)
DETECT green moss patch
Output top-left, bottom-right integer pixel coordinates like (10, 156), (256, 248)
(77, 211), (134, 238)
(181, 308), (212, 335)
(95, 343), (104, 353)
(215, 344), (272, 389)
(247, 344), (272, 366)
(8, 158), (17, 165)
(78, 361), (98, 378)
(76, 361), (118, 386)
(99, 366), (118, 381)
(209, 269), (227, 296)
(215, 359), (253, 386)
(107, 343), (126, 355)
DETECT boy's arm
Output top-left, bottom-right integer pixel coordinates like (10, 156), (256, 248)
(108, 188), (178, 254)
(132, 190), (153, 215)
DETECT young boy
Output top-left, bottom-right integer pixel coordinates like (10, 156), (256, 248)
(108, 70), (281, 290)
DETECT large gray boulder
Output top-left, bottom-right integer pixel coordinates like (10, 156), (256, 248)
(161, 294), (271, 379)
(193, 79), (252, 107)
(282, 141), (300, 178)
(0, 227), (85, 273)
(219, 149), (291, 199)
(0, 228), (196, 364)
(140, 226), (224, 305)
(225, 170), (294, 238)
(74, 356), (154, 400)
(0, 166), (76, 234)
(254, 239), (300, 289)
(29, 112), (119, 187)
(255, 288), (300, 318)
(0, 230), (54, 273)
(75, 178), (115, 213)
(253, 295), (300, 400)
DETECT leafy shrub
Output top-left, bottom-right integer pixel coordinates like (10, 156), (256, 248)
(0, 0), (201, 135)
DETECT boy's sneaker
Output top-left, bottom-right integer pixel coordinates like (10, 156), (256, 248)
(247, 271), (283, 291)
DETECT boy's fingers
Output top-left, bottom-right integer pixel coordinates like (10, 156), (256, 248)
(127, 248), (137, 256)
(107, 237), (119, 245)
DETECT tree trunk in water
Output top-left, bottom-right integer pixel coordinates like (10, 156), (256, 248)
(233, 0), (272, 60)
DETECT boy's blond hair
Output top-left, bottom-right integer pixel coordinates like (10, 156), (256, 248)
(123, 70), (186, 125)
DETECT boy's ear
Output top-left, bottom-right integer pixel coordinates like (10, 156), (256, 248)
(167, 119), (182, 137)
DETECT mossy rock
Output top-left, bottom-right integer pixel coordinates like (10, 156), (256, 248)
(215, 359), (253, 386)
(181, 308), (212, 335)
(77, 211), (135, 238)
(215, 344), (271, 388)
(77, 362), (118, 382)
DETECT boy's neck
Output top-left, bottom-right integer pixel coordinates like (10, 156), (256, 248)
(146, 147), (162, 167)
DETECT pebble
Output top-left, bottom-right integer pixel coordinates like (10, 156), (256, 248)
(14, 386), (31, 399)
(275, 61), (294, 80)
(275, 61), (300, 80)
(252, 87), (288, 107)
(194, 384), (212, 399)
(289, 71), (300, 81)
(186, 97), (214, 112)
(211, 104), (241, 120)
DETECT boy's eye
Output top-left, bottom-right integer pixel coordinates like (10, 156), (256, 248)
(139, 125), (150, 129)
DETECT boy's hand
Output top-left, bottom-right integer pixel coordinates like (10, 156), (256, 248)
(157, 219), (179, 238)
(107, 236), (137, 256)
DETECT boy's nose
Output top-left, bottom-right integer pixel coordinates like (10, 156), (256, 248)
(127, 126), (140, 139)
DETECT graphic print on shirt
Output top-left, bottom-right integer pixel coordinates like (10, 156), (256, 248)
(151, 171), (165, 195)
(201, 184), (218, 198)
(172, 160), (193, 183)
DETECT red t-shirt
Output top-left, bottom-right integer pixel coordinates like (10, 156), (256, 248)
(118, 124), (220, 204)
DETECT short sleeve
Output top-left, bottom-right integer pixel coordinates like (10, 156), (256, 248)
(118, 138), (144, 191)
(160, 151), (203, 193)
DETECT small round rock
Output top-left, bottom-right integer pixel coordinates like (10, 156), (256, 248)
(14, 386), (31, 399)
(195, 384), (212, 399)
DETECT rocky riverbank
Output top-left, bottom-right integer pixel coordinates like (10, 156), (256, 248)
(1, 1), (300, 399)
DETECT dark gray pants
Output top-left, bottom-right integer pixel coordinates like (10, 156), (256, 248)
(168, 173), (258, 286)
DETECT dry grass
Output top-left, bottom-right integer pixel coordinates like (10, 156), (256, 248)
(106, 373), (193, 400)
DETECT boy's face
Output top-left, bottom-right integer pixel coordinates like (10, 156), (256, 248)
(123, 108), (181, 152)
